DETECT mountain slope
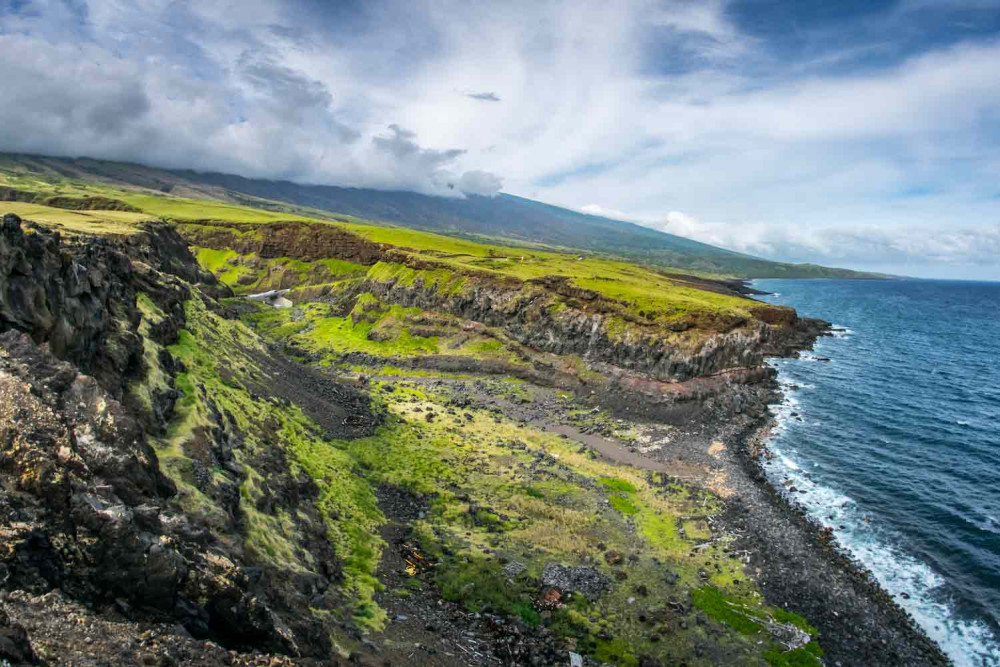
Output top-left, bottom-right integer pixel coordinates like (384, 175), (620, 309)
(0, 152), (883, 279)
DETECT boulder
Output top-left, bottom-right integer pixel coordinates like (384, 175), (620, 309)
(541, 563), (611, 600)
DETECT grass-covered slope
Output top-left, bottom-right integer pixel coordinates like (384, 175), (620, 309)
(0, 163), (837, 664)
(135, 281), (823, 665)
(0, 151), (885, 279)
(0, 157), (784, 341)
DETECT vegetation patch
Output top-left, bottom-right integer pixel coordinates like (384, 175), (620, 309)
(153, 293), (389, 629)
(600, 477), (637, 494)
(0, 201), (151, 235)
(691, 586), (763, 635)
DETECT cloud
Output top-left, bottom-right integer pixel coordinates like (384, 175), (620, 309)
(373, 124), (463, 164)
(0, 1), (497, 195)
(455, 170), (504, 196)
(594, 206), (1000, 277)
(369, 125), (502, 195)
(1, 0), (999, 275)
(466, 91), (501, 102)
(0, 34), (158, 157)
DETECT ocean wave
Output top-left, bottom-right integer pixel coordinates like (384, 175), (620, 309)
(963, 512), (1000, 536)
(767, 391), (803, 437)
(764, 438), (1000, 665)
(777, 377), (815, 391)
(799, 352), (833, 363)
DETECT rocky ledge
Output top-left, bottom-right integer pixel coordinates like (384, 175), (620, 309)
(0, 215), (378, 662)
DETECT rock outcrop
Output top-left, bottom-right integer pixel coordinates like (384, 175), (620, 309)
(179, 220), (384, 264)
(0, 330), (295, 657)
(360, 273), (827, 383)
(0, 217), (374, 661)
(0, 213), (145, 396)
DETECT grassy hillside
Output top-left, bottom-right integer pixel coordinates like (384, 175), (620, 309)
(0, 162), (769, 328)
(0, 152), (885, 279)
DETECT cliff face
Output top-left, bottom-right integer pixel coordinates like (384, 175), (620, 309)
(180, 220), (384, 264)
(0, 330), (294, 654)
(181, 220), (824, 384)
(0, 215), (377, 661)
(360, 273), (825, 384)
(0, 214), (144, 396)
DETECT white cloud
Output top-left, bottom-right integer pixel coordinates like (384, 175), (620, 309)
(0, 1), (503, 196)
(0, 0), (999, 275)
(596, 206), (1000, 276)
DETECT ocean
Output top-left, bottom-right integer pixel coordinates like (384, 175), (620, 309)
(754, 279), (1000, 666)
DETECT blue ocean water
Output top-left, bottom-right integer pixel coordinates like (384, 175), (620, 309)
(754, 279), (1000, 666)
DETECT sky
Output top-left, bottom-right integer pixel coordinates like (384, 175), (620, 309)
(1, 0), (999, 278)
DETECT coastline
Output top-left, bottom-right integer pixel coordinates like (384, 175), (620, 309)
(322, 316), (952, 665)
(0, 216), (959, 665)
(719, 350), (950, 665)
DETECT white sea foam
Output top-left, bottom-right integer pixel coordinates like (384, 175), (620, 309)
(798, 352), (832, 362)
(764, 416), (1000, 665)
(779, 455), (800, 471)
(830, 324), (854, 338)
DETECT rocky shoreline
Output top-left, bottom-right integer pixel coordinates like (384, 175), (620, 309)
(349, 336), (952, 666)
(722, 372), (950, 666)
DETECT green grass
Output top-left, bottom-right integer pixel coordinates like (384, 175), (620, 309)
(609, 495), (639, 515)
(279, 408), (386, 627)
(600, 477), (637, 494)
(0, 201), (152, 235)
(194, 246), (366, 293)
(4, 167), (768, 331)
(765, 642), (824, 667)
(436, 556), (537, 618)
(121, 193), (322, 223)
(309, 305), (438, 357)
(195, 246), (240, 273)
(242, 297), (444, 362)
(773, 608), (819, 636)
(691, 587), (763, 635)
(338, 224), (755, 322)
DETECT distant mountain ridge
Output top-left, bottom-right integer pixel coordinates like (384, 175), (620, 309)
(0, 153), (885, 279)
